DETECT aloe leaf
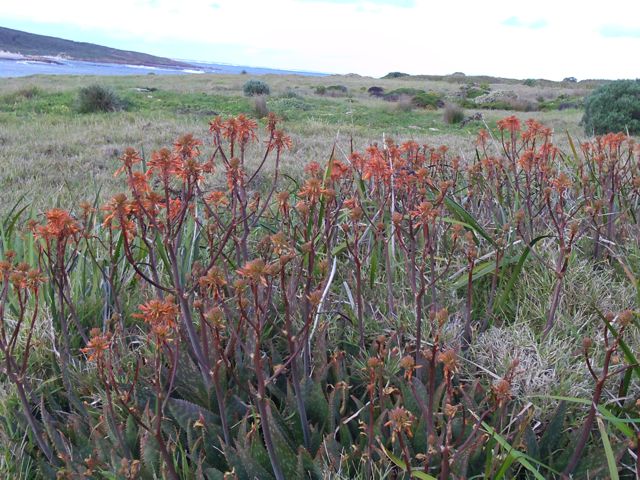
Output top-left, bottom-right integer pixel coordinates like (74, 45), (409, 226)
(494, 235), (550, 312)
(481, 420), (553, 480)
(596, 417), (619, 480)
(443, 196), (496, 247)
(380, 443), (437, 480)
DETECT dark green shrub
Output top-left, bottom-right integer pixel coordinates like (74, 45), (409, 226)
(368, 86), (385, 97)
(382, 71), (409, 79)
(539, 94), (583, 112)
(314, 85), (326, 95)
(412, 92), (442, 109)
(443, 103), (464, 124)
(523, 78), (537, 87)
(280, 89), (301, 99)
(325, 85), (348, 97)
(243, 79), (270, 96)
(383, 87), (424, 102)
(582, 80), (640, 134)
(76, 85), (124, 113)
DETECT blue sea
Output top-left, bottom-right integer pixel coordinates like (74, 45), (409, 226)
(0, 58), (327, 78)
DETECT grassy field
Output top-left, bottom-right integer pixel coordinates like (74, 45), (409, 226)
(1, 72), (638, 479)
(0, 72), (587, 212)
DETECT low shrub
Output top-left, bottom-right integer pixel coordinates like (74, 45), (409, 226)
(582, 79), (640, 134)
(382, 71), (409, 78)
(280, 89), (301, 99)
(243, 79), (270, 96)
(325, 85), (348, 97)
(76, 85), (124, 113)
(314, 85), (326, 95)
(523, 78), (537, 87)
(412, 91), (442, 109)
(383, 87), (424, 102)
(367, 86), (385, 97)
(539, 94), (582, 111)
(443, 102), (464, 124)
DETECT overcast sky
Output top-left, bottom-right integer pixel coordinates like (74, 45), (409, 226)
(2, 0), (640, 80)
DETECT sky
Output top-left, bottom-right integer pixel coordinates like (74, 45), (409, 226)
(2, 0), (640, 80)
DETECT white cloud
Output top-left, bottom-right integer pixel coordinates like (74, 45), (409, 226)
(2, 0), (640, 79)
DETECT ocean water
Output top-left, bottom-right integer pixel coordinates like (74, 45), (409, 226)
(0, 58), (327, 78)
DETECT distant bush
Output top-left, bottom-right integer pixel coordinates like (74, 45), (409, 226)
(272, 97), (313, 112)
(76, 85), (124, 113)
(539, 94), (582, 112)
(582, 80), (640, 134)
(2, 86), (42, 105)
(563, 76), (578, 83)
(280, 89), (301, 99)
(325, 85), (348, 97)
(253, 96), (269, 118)
(15, 85), (42, 99)
(523, 78), (537, 87)
(367, 86), (385, 97)
(314, 85), (326, 95)
(463, 83), (491, 100)
(412, 92), (442, 109)
(382, 71), (409, 79)
(383, 88), (424, 102)
(243, 80), (270, 96)
(443, 103), (464, 124)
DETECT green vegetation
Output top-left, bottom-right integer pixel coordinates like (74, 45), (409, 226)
(582, 79), (640, 134)
(76, 84), (125, 113)
(243, 79), (271, 96)
(411, 91), (442, 109)
(382, 71), (410, 78)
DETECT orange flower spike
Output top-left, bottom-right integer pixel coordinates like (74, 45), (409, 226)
(552, 172), (572, 193)
(276, 191), (290, 216)
(173, 133), (203, 160)
(237, 258), (269, 286)
(101, 193), (133, 229)
(476, 129), (489, 148)
(298, 178), (327, 204)
(133, 296), (179, 331)
(209, 115), (224, 136)
(147, 148), (181, 182)
(496, 115), (521, 136)
(37, 208), (81, 241)
(271, 129), (292, 153)
(114, 147), (142, 177)
(176, 157), (204, 183)
(236, 114), (258, 147)
(304, 162), (322, 177)
(81, 328), (112, 362)
(166, 198), (183, 221)
(329, 159), (349, 182)
(205, 190), (229, 208)
(127, 171), (151, 195)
